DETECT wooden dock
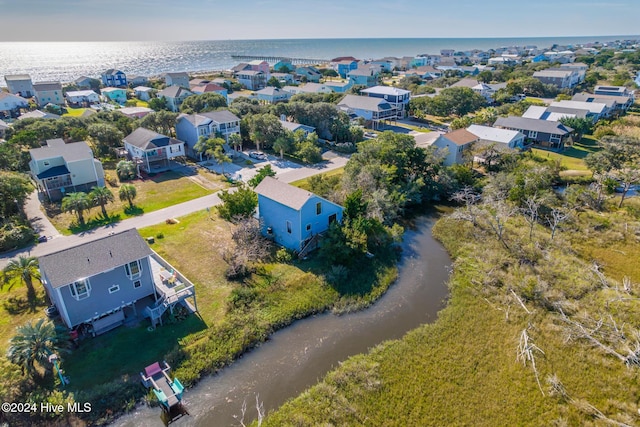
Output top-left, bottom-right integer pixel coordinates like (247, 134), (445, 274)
(231, 55), (329, 65)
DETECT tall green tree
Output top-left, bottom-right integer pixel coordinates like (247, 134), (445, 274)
(87, 123), (124, 156)
(248, 114), (286, 151)
(179, 93), (227, 114)
(273, 134), (294, 159)
(0, 172), (32, 219)
(229, 133), (243, 153)
(61, 192), (91, 225)
(217, 186), (258, 221)
(89, 186), (115, 217)
(248, 164), (276, 188)
(2, 256), (41, 300)
(194, 136), (226, 161)
(7, 319), (68, 377)
(119, 184), (137, 209)
(213, 145), (232, 175)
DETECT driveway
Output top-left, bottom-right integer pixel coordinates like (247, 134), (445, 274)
(0, 151), (350, 267)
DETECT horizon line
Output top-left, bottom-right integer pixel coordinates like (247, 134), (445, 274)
(1, 34), (639, 43)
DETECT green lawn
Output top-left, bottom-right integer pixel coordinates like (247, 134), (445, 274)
(531, 136), (600, 175)
(63, 107), (88, 117)
(290, 167), (344, 191)
(46, 170), (217, 234)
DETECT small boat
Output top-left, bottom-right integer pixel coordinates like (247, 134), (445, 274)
(140, 361), (188, 420)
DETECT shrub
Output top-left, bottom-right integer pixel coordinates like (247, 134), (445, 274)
(104, 173), (118, 187)
(0, 222), (35, 252)
(275, 247), (294, 263)
(155, 232), (164, 239)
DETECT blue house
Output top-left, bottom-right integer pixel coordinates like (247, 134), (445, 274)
(38, 229), (197, 335)
(532, 54), (548, 63)
(335, 60), (358, 78)
(255, 177), (344, 252)
(295, 66), (322, 83)
(347, 67), (379, 87)
(274, 60), (294, 72)
(101, 69), (127, 87)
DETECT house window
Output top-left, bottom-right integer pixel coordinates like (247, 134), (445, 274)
(133, 280), (142, 289)
(124, 260), (142, 279)
(529, 131), (538, 139)
(108, 285), (120, 294)
(328, 213), (337, 224)
(70, 278), (91, 300)
(550, 134), (561, 143)
(306, 224), (311, 232)
(316, 202), (322, 215)
(43, 161), (49, 166)
(286, 220), (292, 234)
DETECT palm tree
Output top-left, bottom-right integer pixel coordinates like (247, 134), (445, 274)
(7, 318), (68, 377)
(2, 256), (40, 300)
(229, 133), (243, 153)
(89, 186), (115, 217)
(213, 145), (232, 175)
(61, 192), (91, 225)
(116, 160), (137, 181)
(273, 136), (293, 159)
(119, 183), (137, 209)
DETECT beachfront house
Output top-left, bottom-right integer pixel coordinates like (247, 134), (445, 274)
(74, 76), (99, 90)
(361, 86), (411, 119)
(164, 72), (190, 89)
(28, 139), (105, 201)
(0, 92), (29, 116)
(38, 229), (198, 335)
(4, 74), (34, 97)
(157, 86), (193, 112)
(494, 116), (573, 150)
(337, 94), (397, 130)
(101, 69), (127, 87)
(33, 81), (64, 107)
(101, 87), (128, 104)
(128, 75), (149, 86)
(255, 177), (344, 254)
(175, 110), (241, 158)
(274, 60), (293, 72)
(237, 70), (267, 91)
(432, 129), (480, 166)
(65, 90), (100, 106)
(123, 127), (185, 173)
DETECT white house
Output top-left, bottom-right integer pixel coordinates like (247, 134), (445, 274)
(0, 92), (29, 114)
(360, 86), (411, 119)
(550, 100), (609, 120)
(134, 86), (155, 101)
(432, 129), (479, 166)
(65, 90), (100, 106)
(466, 124), (526, 149)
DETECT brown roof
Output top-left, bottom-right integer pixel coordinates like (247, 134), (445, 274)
(443, 129), (479, 146)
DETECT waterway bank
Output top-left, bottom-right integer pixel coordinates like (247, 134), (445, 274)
(112, 213), (451, 426)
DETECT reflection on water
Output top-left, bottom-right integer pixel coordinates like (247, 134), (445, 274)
(113, 215), (451, 427)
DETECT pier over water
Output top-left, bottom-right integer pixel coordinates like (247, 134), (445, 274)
(231, 55), (329, 65)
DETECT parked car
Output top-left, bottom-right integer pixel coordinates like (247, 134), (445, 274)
(249, 151), (267, 160)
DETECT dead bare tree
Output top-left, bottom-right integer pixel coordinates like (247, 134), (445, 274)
(517, 327), (545, 395)
(521, 196), (540, 241)
(222, 218), (273, 279)
(547, 208), (569, 241)
(450, 186), (482, 226)
(234, 393), (265, 427)
(481, 200), (517, 250)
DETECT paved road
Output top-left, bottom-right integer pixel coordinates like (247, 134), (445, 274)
(0, 153), (349, 266)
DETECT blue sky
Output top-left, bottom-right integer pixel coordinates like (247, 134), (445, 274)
(0, 0), (638, 41)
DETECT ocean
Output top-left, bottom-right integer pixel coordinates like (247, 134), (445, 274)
(0, 36), (634, 85)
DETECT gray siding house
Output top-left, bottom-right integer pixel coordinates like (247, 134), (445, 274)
(494, 116), (573, 150)
(39, 229), (197, 335)
(29, 139), (105, 201)
(4, 74), (34, 97)
(175, 110), (241, 159)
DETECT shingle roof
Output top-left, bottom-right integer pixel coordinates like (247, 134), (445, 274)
(29, 140), (94, 162)
(124, 127), (181, 150)
(200, 110), (240, 123)
(337, 94), (393, 112)
(65, 90), (98, 98)
(550, 100), (607, 115)
(451, 78), (480, 88)
(0, 92), (27, 102)
(33, 81), (62, 91)
(39, 229), (153, 289)
(572, 92), (630, 107)
(18, 110), (60, 120)
(165, 72), (189, 78)
(279, 120), (315, 133)
(157, 85), (191, 98)
(494, 116), (573, 135)
(442, 129), (479, 146)
(533, 69), (574, 78)
(255, 176), (314, 211)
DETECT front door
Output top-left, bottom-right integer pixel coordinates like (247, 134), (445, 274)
(328, 213), (337, 225)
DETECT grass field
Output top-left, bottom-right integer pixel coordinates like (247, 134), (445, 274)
(290, 167), (344, 191)
(531, 136), (600, 175)
(261, 203), (640, 426)
(63, 107), (88, 117)
(46, 169), (217, 234)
